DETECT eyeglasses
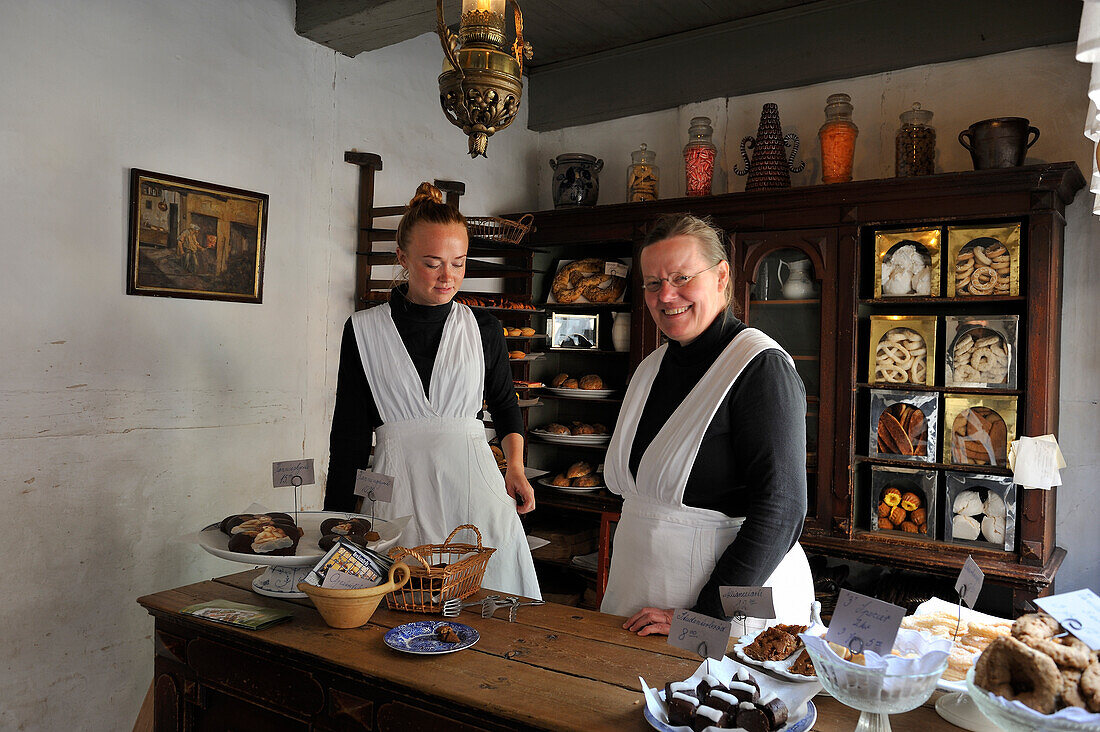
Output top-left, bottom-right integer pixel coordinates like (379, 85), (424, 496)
(642, 262), (720, 293)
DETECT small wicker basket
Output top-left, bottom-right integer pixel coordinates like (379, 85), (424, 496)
(385, 525), (495, 614)
(465, 213), (534, 244)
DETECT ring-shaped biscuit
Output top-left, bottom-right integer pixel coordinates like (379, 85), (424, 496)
(974, 636), (1062, 714)
(973, 245), (993, 265)
(971, 347), (994, 370)
(970, 266), (998, 294)
(875, 365), (909, 383)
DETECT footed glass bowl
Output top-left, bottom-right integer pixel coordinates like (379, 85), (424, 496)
(965, 668), (1100, 732)
(805, 643), (945, 732)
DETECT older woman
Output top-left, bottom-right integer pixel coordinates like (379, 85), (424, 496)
(601, 213), (813, 634)
(324, 182), (540, 599)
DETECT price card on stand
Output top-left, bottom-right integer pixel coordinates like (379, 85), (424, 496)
(824, 589), (905, 656)
(719, 587), (775, 620)
(668, 609), (731, 661)
(1036, 589), (1100, 650)
(272, 459), (315, 488)
(354, 470), (394, 503)
(955, 555), (985, 608)
(604, 261), (629, 278)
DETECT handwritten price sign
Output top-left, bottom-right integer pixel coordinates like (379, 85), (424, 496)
(353, 470), (394, 503)
(667, 609), (731, 661)
(1036, 589), (1100, 651)
(272, 459), (315, 488)
(719, 586), (775, 621)
(824, 589), (905, 656)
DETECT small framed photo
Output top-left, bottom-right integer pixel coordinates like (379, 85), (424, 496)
(550, 313), (599, 349)
(127, 168), (268, 303)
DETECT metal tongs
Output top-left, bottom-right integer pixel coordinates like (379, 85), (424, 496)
(440, 594), (545, 621)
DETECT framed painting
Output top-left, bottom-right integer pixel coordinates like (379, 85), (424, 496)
(127, 169), (268, 303)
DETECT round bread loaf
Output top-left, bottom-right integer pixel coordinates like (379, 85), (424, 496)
(508, 350), (526, 359)
(579, 374), (604, 390)
(550, 473), (571, 487)
(543, 423), (569, 435)
(572, 475), (601, 487)
(562, 378), (580, 389)
(550, 373), (570, 388)
(566, 461), (592, 478)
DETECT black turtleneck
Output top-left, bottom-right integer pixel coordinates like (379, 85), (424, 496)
(324, 286), (523, 512)
(629, 311), (808, 619)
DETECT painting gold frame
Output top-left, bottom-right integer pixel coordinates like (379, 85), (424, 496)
(127, 169), (268, 303)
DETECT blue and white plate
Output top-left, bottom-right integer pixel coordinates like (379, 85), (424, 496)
(643, 694), (816, 732)
(383, 621), (479, 655)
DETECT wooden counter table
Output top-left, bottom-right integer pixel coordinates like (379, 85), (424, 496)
(138, 570), (960, 731)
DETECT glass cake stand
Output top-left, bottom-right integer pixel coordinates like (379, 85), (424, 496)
(198, 511), (393, 599)
(805, 643), (946, 732)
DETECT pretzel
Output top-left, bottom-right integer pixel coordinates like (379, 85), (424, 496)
(875, 328), (925, 384)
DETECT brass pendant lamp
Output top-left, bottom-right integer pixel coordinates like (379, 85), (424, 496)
(436, 0), (532, 158)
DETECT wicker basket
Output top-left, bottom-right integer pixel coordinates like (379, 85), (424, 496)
(385, 525), (495, 613)
(465, 213), (534, 244)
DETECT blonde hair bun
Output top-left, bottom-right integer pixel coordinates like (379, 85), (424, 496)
(409, 182), (444, 207)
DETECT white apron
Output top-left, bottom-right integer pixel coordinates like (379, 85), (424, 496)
(600, 328), (813, 626)
(351, 303), (540, 599)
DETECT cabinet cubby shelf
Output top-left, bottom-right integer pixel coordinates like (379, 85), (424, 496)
(749, 299), (821, 305)
(860, 296), (1027, 305)
(855, 455), (1012, 476)
(856, 382), (1024, 396)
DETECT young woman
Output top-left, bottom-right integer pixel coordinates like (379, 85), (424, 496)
(324, 182), (540, 598)
(601, 213), (813, 633)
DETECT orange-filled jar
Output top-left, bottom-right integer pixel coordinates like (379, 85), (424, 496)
(818, 93), (858, 184)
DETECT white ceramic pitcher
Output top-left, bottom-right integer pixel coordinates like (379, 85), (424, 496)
(778, 258), (816, 299)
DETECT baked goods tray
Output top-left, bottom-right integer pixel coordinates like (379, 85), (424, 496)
(907, 597), (1012, 693)
(732, 627), (826, 683)
(195, 511), (403, 567)
(529, 430), (611, 446)
(541, 386), (616, 398)
(536, 477), (606, 492)
(508, 353), (547, 362)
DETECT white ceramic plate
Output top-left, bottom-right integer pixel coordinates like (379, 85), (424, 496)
(537, 477), (606, 492)
(541, 386), (616, 398)
(530, 429), (611, 446)
(733, 627), (826, 683)
(198, 511), (389, 567)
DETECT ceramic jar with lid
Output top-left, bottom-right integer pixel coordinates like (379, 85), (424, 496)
(818, 93), (858, 184)
(627, 143), (659, 202)
(549, 153), (603, 207)
(683, 117), (717, 196)
(895, 103), (936, 177)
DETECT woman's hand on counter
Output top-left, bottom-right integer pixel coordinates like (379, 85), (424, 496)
(504, 465), (536, 514)
(623, 607), (674, 636)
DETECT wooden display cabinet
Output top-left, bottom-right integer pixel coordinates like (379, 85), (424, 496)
(517, 163), (1084, 615)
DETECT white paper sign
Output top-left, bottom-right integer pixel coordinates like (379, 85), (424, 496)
(668, 609), (731, 660)
(1036, 589), (1100, 650)
(825, 589), (905, 656)
(1011, 436), (1062, 490)
(321, 569), (378, 590)
(955, 555), (985, 608)
(719, 586), (776, 620)
(272, 459), (315, 488)
(605, 261), (629, 278)
(353, 470), (394, 503)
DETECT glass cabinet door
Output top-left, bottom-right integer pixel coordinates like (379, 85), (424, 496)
(733, 230), (838, 535)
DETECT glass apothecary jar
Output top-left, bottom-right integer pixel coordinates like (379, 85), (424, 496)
(818, 93), (858, 184)
(895, 103), (936, 177)
(683, 117), (717, 196)
(627, 143), (659, 202)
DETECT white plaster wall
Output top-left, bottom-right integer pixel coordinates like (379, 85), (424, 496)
(537, 44), (1100, 594)
(0, 1), (537, 729)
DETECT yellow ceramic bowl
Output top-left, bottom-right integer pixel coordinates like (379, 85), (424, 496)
(298, 562), (410, 629)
